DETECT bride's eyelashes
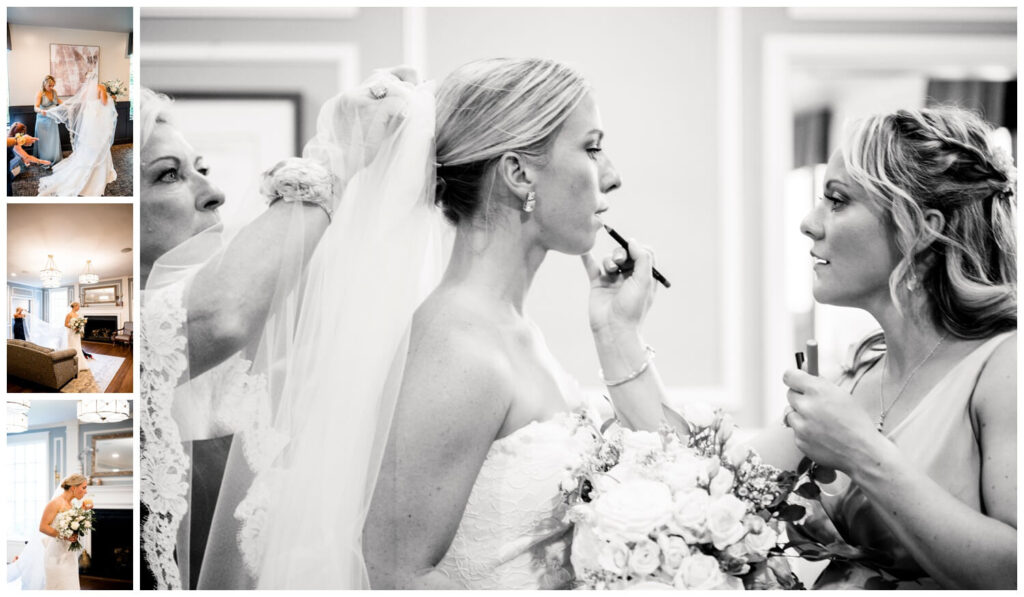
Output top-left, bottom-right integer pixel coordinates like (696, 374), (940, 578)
(586, 146), (603, 158)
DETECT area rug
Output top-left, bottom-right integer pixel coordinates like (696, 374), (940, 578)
(60, 353), (125, 393)
(12, 144), (133, 197)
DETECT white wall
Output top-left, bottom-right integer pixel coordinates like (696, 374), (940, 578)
(8, 24), (131, 105)
(425, 8), (725, 407)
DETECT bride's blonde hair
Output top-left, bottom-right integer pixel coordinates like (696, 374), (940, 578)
(434, 58), (590, 224)
(61, 474), (88, 489)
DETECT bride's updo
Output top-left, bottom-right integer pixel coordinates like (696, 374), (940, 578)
(61, 474), (88, 489)
(434, 58), (590, 224)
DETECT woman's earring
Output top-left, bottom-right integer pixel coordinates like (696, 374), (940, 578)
(522, 191), (536, 213)
(906, 273), (918, 292)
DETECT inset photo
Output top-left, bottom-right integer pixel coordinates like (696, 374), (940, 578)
(8, 203), (134, 393)
(7, 7), (134, 197)
(6, 398), (134, 590)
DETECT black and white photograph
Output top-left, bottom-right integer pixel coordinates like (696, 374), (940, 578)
(138, 6), (1017, 590)
(6, 398), (134, 590)
(7, 203), (135, 394)
(6, 7), (134, 197)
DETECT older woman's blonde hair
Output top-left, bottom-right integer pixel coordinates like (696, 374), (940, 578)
(842, 106), (1016, 371)
(433, 58), (591, 225)
(140, 87), (175, 152)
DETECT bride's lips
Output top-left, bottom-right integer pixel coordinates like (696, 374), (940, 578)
(811, 251), (830, 269)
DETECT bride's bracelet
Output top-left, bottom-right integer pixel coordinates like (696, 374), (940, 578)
(599, 345), (656, 387)
(260, 157), (337, 222)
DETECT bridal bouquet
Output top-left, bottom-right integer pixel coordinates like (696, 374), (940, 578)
(70, 317), (87, 335)
(54, 505), (95, 552)
(563, 408), (805, 590)
(103, 79), (127, 99)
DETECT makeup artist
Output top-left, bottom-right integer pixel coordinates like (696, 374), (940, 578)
(587, 106), (1016, 589)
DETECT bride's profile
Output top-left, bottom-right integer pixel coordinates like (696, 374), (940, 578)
(39, 474), (92, 590)
(240, 57), (665, 590)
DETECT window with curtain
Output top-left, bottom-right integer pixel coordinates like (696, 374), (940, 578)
(6, 431), (49, 540)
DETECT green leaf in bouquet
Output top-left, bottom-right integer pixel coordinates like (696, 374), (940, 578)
(776, 504), (806, 522)
(794, 482), (821, 499)
(600, 416), (617, 435)
(811, 465), (837, 484)
(797, 457), (814, 476)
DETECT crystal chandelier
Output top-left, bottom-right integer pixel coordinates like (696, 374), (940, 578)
(6, 399), (31, 433)
(79, 260), (99, 285)
(77, 399), (130, 423)
(40, 254), (62, 288)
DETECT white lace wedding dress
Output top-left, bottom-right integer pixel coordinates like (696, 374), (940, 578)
(141, 261), (284, 590)
(43, 512), (79, 589)
(66, 327), (89, 371)
(38, 79), (117, 197)
(436, 408), (598, 589)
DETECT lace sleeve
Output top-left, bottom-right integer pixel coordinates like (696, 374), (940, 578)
(140, 281), (191, 590)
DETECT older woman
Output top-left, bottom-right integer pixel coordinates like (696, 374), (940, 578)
(139, 68), (415, 590)
(592, 106), (1016, 589)
(8, 123), (49, 195)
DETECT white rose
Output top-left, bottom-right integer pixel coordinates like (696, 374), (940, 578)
(620, 430), (663, 462)
(591, 462), (645, 494)
(708, 467), (735, 498)
(597, 539), (630, 575)
(743, 525), (779, 562)
(706, 494), (748, 550)
(629, 539), (662, 576)
(669, 489), (711, 544)
(630, 580), (676, 590)
(570, 520), (602, 573)
(681, 401), (717, 429)
(592, 479), (674, 543)
(660, 453), (705, 492)
(84, 522), (92, 530)
(71, 521), (79, 531)
(656, 535), (690, 574)
(673, 552), (730, 590)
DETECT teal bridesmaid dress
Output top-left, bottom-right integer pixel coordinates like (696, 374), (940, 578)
(34, 93), (63, 166)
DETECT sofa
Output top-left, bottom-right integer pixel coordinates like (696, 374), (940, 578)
(7, 339), (79, 390)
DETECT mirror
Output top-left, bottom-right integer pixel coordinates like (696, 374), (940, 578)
(91, 432), (132, 477)
(82, 284), (120, 307)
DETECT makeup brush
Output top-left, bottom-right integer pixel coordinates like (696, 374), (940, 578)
(603, 225), (671, 288)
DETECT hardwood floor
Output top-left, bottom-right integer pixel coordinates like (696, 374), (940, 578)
(80, 575), (132, 590)
(7, 341), (133, 394)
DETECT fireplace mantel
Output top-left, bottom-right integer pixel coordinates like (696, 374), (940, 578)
(85, 483), (132, 510)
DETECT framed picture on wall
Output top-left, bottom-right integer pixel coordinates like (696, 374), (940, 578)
(49, 44), (100, 96)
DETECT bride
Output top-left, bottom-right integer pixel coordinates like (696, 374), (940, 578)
(241, 58), (665, 590)
(38, 474), (91, 590)
(37, 70), (117, 197)
(64, 301), (90, 371)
